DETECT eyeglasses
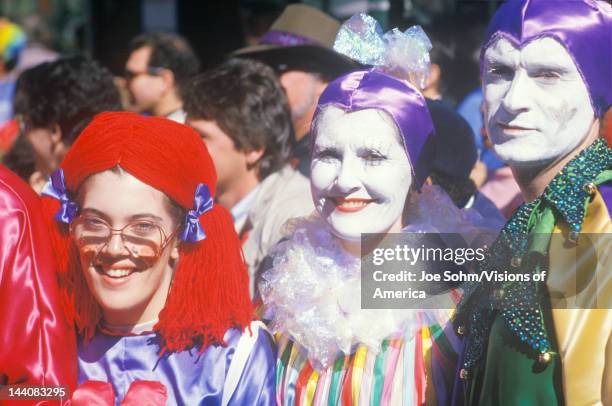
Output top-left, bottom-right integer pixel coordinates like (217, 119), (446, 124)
(70, 216), (178, 266)
(123, 66), (165, 82)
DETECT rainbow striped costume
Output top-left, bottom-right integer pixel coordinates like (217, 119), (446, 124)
(260, 209), (473, 405)
(273, 311), (461, 405)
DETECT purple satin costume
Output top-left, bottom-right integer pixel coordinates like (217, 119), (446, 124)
(78, 327), (276, 405)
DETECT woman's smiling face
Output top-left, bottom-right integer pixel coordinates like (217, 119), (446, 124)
(75, 169), (180, 326)
(311, 107), (413, 241)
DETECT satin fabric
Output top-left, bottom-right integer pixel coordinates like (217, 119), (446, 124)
(72, 380), (168, 406)
(78, 327), (276, 405)
(273, 311), (461, 406)
(313, 69), (436, 188)
(472, 317), (560, 406)
(469, 184), (612, 406)
(71, 380), (117, 405)
(482, 0), (612, 117)
(41, 168), (78, 224)
(0, 165), (77, 405)
(179, 183), (213, 243)
(549, 188), (612, 405)
(601, 183), (612, 215)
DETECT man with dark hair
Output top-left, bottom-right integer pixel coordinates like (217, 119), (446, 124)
(13, 56), (122, 182)
(125, 32), (200, 123)
(234, 4), (360, 176)
(184, 58), (313, 296)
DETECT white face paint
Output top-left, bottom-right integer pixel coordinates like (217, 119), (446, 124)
(483, 37), (595, 168)
(311, 107), (413, 241)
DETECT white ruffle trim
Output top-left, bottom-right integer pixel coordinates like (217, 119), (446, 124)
(260, 185), (494, 370)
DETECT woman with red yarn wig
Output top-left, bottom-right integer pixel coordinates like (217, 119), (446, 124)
(41, 112), (275, 405)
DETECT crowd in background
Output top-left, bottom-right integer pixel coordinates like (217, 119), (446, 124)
(0, 0), (611, 403)
(0, 0), (610, 304)
(0, 1), (554, 230)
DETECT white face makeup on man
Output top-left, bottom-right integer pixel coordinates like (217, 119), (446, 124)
(311, 107), (413, 241)
(483, 37), (596, 168)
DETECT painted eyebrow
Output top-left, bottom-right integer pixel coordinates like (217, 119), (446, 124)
(314, 145), (342, 154)
(357, 144), (387, 154)
(80, 208), (165, 223)
(484, 56), (513, 68)
(484, 48), (511, 63)
(524, 61), (572, 73)
(485, 46), (572, 71)
(357, 147), (388, 158)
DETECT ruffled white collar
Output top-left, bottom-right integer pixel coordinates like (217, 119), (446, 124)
(260, 185), (492, 370)
(261, 213), (451, 369)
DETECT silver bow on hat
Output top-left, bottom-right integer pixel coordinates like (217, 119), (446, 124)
(333, 13), (432, 89)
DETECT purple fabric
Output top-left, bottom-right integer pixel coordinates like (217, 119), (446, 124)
(481, 0), (612, 117)
(78, 328), (276, 405)
(41, 168), (79, 224)
(259, 30), (322, 47)
(313, 69), (436, 187)
(431, 319), (464, 406)
(600, 183), (612, 217)
(452, 333), (469, 406)
(180, 183), (213, 243)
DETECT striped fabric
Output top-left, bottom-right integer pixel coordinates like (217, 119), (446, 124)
(274, 310), (460, 406)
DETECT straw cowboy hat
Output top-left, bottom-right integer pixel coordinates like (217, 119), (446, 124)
(233, 4), (360, 80)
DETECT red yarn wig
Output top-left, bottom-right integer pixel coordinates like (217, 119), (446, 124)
(41, 112), (253, 352)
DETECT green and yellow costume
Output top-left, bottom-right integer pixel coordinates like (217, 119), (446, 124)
(456, 140), (612, 405)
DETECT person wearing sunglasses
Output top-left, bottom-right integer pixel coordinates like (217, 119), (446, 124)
(41, 112), (275, 405)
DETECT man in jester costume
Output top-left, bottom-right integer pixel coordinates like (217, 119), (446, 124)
(455, 0), (612, 404)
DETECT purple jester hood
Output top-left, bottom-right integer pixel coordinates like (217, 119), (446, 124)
(482, 0), (612, 117)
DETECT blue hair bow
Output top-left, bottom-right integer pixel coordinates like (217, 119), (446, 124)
(180, 183), (214, 242)
(41, 168), (79, 224)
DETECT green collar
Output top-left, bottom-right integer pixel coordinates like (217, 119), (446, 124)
(540, 139), (611, 233)
(457, 138), (612, 372)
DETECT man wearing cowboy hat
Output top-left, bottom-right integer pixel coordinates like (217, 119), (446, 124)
(234, 4), (360, 176)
